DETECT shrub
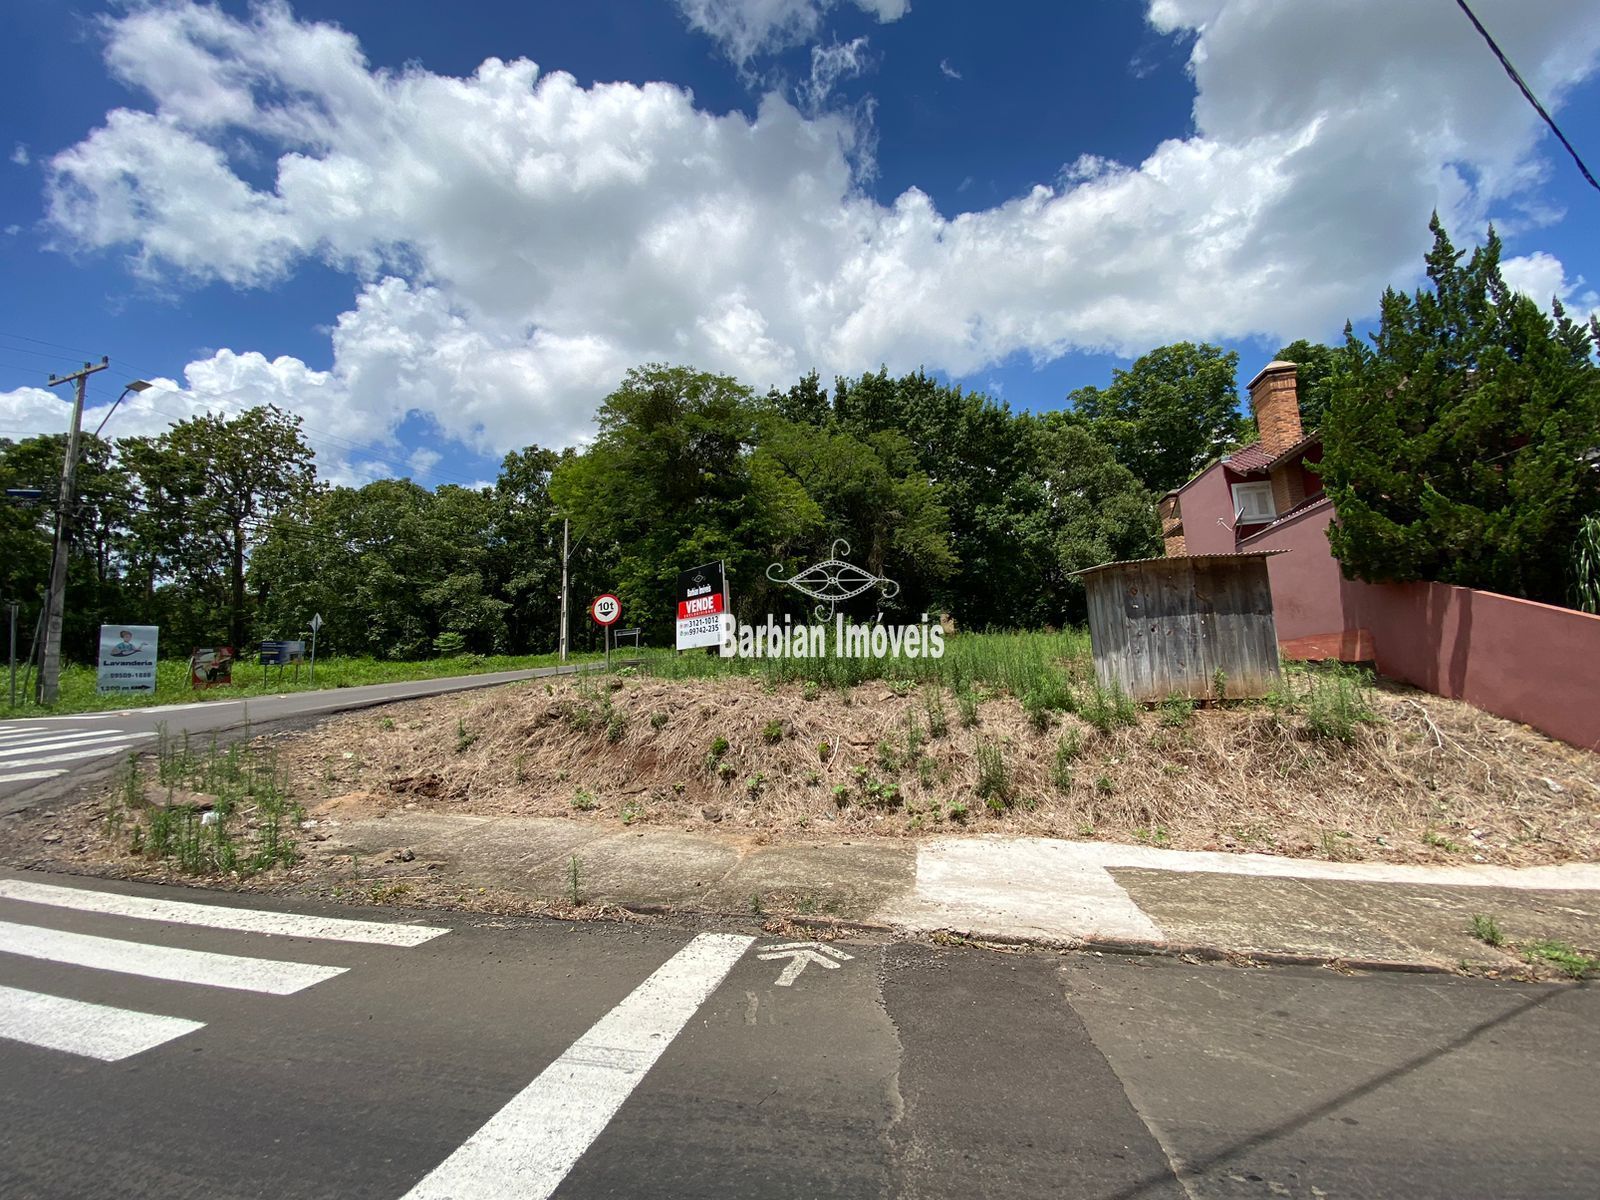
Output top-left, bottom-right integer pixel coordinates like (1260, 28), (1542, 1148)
(1303, 665), (1378, 744)
(956, 688), (979, 729)
(1052, 730), (1081, 790)
(923, 687), (949, 738)
(1159, 693), (1195, 727)
(572, 789), (598, 811)
(974, 739), (1013, 812)
(1081, 682), (1138, 734)
(432, 631), (468, 657)
(650, 710), (669, 730)
(762, 720), (784, 744)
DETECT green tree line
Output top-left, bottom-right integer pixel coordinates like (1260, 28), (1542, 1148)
(6, 217), (1592, 667)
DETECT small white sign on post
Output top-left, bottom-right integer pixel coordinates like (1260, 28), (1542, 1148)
(97, 625), (159, 694)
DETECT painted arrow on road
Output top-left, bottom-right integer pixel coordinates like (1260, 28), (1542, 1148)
(756, 941), (854, 987)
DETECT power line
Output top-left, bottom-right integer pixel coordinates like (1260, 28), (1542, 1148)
(1455, 0), (1600, 195)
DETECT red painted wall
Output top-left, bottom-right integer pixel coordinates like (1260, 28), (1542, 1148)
(1174, 462), (1241, 554)
(1242, 501), (1600, 751)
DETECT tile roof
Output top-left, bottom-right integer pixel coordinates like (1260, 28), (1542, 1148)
(1265, 431), (1321, 472)
(1223, 441), (1272, 473)
(1238, 494), (1333, 544)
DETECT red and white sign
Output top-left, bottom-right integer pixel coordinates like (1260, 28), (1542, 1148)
(590, 594), (621, 626)
(677, 590), (725, 620)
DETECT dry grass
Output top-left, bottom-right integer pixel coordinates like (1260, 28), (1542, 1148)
(278, 669), (1600, 866)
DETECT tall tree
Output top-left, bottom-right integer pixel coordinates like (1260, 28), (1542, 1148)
(1273, 338), (1342, 429)
(549, 364), (811, 639)
(1319, 216), (1600, 605)
(124, 406), (318, 651)
(1068, 342), (1245, 493)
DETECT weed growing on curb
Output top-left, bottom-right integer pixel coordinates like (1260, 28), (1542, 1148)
(1524, 939), (1597, 979)
(568, 855), (583, 906)
(1469, 914), (1504, 947)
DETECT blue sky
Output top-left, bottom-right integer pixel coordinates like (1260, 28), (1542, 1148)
(3, 0), (1599, 489)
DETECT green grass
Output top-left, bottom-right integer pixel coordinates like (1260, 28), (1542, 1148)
(1524, 939), (1598, 979)
(2, 650), (596, 717)
(626, 629), (1090, 700)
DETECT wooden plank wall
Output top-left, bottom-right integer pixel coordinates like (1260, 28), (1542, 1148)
(1085, 558), (1281, 700)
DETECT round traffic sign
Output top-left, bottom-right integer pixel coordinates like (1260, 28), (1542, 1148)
(590, 593), (621, 626)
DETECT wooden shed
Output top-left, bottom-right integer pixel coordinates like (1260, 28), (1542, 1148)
(1074, 552), (1285, 701)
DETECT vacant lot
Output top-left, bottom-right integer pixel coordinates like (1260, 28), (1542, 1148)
(262, 650), (1600, 867)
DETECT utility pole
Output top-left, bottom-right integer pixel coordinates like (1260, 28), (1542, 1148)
(558, 518), (570, 663)
(38, 357), (108, 704)
(5, 599), (18, 708)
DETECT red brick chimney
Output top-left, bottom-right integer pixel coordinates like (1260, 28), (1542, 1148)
(1247, 360), (1303, 458)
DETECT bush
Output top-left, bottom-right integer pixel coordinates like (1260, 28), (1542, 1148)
(1081, 682), (1138, 734)
(1159, 693), (1195, 727)
(923, 686), (948, 738)
(1052, 730), (1081, 790)
(762, 720), (784, 744)
(1303, 665), (1378, 744)
(974, 739), (1013, 812)
(432, 631), (468, 657)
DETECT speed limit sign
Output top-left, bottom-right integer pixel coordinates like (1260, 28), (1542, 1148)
(590, 594), (621, 626)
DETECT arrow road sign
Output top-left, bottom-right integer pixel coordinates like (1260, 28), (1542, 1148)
(756, 941), (853, 987)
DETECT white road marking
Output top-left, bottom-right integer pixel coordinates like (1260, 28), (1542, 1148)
(756, 940), (853, 987)
(0, 731), (150, 758)
(0, 920), (348, 994)
(0, 769), (67, 784)
(0, 984), (205, 1062)
(0, 742), (153, 770)
(0, 879), (449, 946)
(401, 932), (754, 1200)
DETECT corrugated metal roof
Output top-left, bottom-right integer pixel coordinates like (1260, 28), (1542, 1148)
(1070, 550), (1289, 578)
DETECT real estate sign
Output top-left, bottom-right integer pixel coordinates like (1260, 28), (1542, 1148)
(97, 625), (159, 694)
(675, 561), (732, 651)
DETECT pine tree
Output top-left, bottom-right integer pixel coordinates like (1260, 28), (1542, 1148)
(1319, 216), (1600, 604)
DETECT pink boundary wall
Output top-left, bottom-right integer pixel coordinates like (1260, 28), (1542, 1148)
(1241, 503), (1600, 752)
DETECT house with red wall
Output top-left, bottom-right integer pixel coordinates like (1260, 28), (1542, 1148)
(1160, 360), (1600, 751)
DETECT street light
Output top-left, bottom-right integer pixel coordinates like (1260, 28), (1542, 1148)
(93, 379), (152, 439)
(37, 369), (149, 704)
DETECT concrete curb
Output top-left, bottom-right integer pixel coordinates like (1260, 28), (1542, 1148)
(616, 903), (1467, 976)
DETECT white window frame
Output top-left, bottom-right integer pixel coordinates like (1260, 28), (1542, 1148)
(1231, 481), (1276, 524)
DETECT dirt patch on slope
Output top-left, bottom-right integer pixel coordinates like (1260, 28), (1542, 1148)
(272, 673), (1600, 866)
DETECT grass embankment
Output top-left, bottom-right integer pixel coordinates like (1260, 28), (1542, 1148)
(1, 651), (592, 717)
(268, 631), (1600, 867)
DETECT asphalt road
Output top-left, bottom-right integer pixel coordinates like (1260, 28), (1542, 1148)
(0, 664), (598, 816)
(2, 869), (1595, 1199)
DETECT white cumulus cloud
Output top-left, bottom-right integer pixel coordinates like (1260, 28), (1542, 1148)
(4, 0), (1599, 478)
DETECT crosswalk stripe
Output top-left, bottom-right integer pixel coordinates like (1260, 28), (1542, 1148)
(0, 984), (205, 1062)
(0, 731), (149, 758)
(0, 769), (67, 784)
(0, 880), (449, 947)
(0, 919), (348, 994)
(0, 743), (152, 770)
(401, 932), (755, 1200)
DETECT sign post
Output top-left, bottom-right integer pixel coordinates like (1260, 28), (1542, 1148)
(590, 593), (621, 670)
(309, 613), (323, 683)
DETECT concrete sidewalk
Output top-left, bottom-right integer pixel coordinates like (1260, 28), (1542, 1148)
(319, 810), (1600, 973)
